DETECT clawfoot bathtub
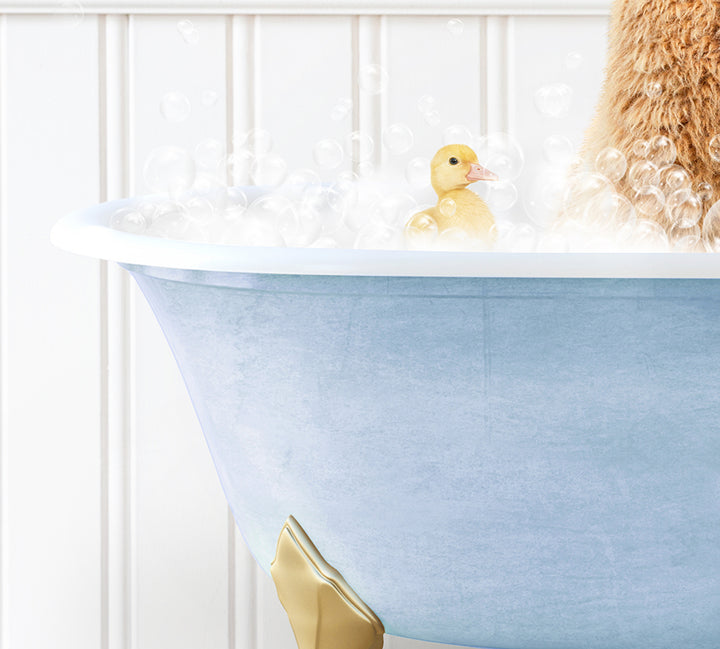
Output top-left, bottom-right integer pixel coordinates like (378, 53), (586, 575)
(53, 195), (720, 649)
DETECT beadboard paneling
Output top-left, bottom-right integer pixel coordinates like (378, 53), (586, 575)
(130, 15), (232, 649)
(0, 0), (612, 16)
(384, 15), (483, 174)
(2, 14), (102, 649)
(512, 15), (609, 216)
(256, 15), (353, 179)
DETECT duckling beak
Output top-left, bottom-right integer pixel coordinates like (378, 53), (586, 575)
(466, 163), (499, 182)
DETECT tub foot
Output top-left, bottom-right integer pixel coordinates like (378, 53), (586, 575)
(270, 516), (384, 649)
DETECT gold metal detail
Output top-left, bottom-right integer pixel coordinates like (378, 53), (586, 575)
(270, 516), (385, 649)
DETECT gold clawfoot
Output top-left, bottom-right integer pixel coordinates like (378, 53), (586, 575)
(270, 516), (385, 649)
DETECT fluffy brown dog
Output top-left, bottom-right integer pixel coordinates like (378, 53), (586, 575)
(582, 0), (720, 226)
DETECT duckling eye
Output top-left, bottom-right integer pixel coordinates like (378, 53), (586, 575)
(449, 157), (459, 165)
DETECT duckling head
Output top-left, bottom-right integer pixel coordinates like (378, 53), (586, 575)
(430, 144), (498, 196)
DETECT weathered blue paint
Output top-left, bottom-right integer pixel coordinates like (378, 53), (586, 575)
(126, 264), (720, 649)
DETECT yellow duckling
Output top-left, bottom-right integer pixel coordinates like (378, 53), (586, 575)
(407, 144), (498, 238)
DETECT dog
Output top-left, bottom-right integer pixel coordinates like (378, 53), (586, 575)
(582, 0), (720, 229)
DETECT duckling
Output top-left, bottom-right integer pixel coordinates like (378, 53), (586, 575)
(582, 0), (720, 227)
(407, 144), (498, 237)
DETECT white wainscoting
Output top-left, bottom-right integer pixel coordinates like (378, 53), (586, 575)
(0, 3), (610, 649)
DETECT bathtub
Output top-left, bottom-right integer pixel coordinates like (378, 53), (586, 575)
(52, 195), (720, 649)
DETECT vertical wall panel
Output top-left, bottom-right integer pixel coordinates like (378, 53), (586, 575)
(4, 14), (102, 649)
(132, 15), (228, 194)
(512, 15), (609, 222)
(131, 15), (231, 649)
(385, 16), (482, 178)
(257, 15), (353, 181)
(99, 14), (133, 649)
(0, 13), (8, 649)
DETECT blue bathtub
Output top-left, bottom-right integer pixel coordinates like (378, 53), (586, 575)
(53, 196), (720, 649)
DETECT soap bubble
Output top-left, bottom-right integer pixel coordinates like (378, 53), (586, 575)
(346, 131), (374, 162)
(657, 164), (690, 195)
(281, 202), (322, 248)
(226, 150), (253, 185)
(443, 125), (473, 146)
(136, 200), (159, 221)
(423, 110), (441, 126)
(418, 95), (436, 114)
(696, 181), (714, 204)
(488, 221), (515, 247)
(563, 172), (614, 223)
(582, 187), (626, 231)
(534, 83), (573, 118)
(446, 18), (464, 35)
(247, 194), (294, 226)
(666, 189), (703, 228)
(327, 172), (359, 215)
(543, 135), (575, 164)
(645, 81), (662, 99)
(632, 219), (669, 251)
(201, 90), (219, 107)
(251, 154), (287, 186)
(313, 139), (344, 169)
(406, 157), (430, 186)
(524, 168), (566, 227)
(709, 135), (720, 162)
(310, 236), (340, 248)
(185, 196), (215, 227)
(224, 214), (285, 247)
(177, 19), (199, 45)
(537, 230), (570, 252)
(606, 193), (637, 228)
(668, 221), (701, 251)
(284, 168), (321, 189)
(194, 138), (225, 170)
(382, 124), (414, 155)
(632, 139), (650, 158)
(485, 181), (518, 211)
(702, 200), (720, 250)
(245, 128), (274, 156)
(439, 198), (457, 217)
(595, 147), (627, 183)
(222, 187), (249, 219)
(628, 160), (659, 191)
(331, 97), (352, 121)
(565, 51), (584, 70)
(143, 146), (196, 196)
(355, 222), (402, 249)
(146, 202), (191, 239)
(192, 171), (225, 195)
(160, 91), (191, 123)
(55, 1), (85, 27)
(508, 224), (538, 252)
(359, 64), (388, 95)
(405, 212), (439, 249)
(369, 194), (417, 227)
(110, 207), (146, 234)
(475, 132), (525, 181)
(647, 135), (676, 167)
(357, 161), (375, 178)
(437, 227), (473, 251)
(634, 185), (665, 217)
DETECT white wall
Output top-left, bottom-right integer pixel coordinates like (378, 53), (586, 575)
(0, 3), (610, 648)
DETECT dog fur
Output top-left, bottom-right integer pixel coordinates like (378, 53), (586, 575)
(582, 0), (720, 225)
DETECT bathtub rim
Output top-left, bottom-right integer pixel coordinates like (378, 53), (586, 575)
(51, 195), (720, 278)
